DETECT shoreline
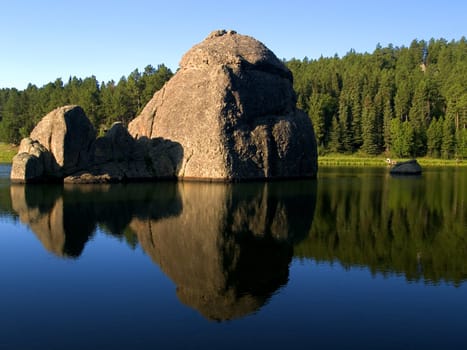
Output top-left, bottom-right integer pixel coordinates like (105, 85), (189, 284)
(1, 143), (465, 167)
(318, 155), (466, 167)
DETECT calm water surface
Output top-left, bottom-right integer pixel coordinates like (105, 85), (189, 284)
(0, 164), (466, 349)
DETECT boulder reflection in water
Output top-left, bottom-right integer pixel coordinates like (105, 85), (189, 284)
(10, 180), (317, 321)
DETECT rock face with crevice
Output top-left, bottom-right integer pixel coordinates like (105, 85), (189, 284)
(128, 29), (317, 181)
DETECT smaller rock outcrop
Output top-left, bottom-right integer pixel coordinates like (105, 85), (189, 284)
(29, 105), (96, 175)
(11, 106), (183, 183)
(11, 106), (95, 182)
(390, 159), (422, 175)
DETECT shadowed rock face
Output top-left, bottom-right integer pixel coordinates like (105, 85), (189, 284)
(129, 30), (318, 180)
(9, 180), (317, 321)
(30, 105), (96, 175)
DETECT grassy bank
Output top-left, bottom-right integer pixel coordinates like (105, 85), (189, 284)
(318, 154), (467, 167)
(0, 143), (17, 163)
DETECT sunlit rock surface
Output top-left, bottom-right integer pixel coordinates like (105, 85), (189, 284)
(129, 30), (318, 180)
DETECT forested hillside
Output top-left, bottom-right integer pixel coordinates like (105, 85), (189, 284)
(1, 38), (466, 159)
(0, 64), (173, 144)
(287, 38), (467, 159)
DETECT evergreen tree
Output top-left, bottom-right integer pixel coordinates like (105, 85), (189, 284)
(141, 64), (173, 104)
(394, 80), (411, 123)
(390, 118), (414, 157)
(426, 117), (443, 157)
(308, 92), (337, 151)
(328, 117), (343, 153)
(442, 113), (457, 158)
(0, 89), (23, 144)
(456, 128), (467, 158)
(361, 94), (380, 154)
(338, 97), (353, 152)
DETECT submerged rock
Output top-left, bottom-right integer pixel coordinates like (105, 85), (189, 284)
(390, 159), (422, 175)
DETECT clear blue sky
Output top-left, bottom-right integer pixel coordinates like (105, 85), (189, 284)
(1, 0), (466, 89)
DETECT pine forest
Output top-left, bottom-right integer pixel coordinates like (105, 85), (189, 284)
(1, 38), (466, 159)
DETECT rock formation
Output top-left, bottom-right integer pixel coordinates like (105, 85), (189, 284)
(10, 106), (183, 183)
(129, 29), (317, 180)
(11, 30), (318, 183)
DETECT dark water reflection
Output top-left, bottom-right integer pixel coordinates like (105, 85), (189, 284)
(6, 167), (465, 289)
(6, 180), (316, 321)
(1, 166), (466, 312)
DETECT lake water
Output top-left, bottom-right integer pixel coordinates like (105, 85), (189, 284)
(0, 164), (466, 349)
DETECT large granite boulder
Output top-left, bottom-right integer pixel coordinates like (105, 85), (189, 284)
(129, 29), (318, 181)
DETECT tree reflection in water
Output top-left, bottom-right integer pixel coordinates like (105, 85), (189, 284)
(295, 167), (467, 286)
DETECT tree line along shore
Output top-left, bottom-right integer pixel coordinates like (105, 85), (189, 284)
(0, 38), (466, 162)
